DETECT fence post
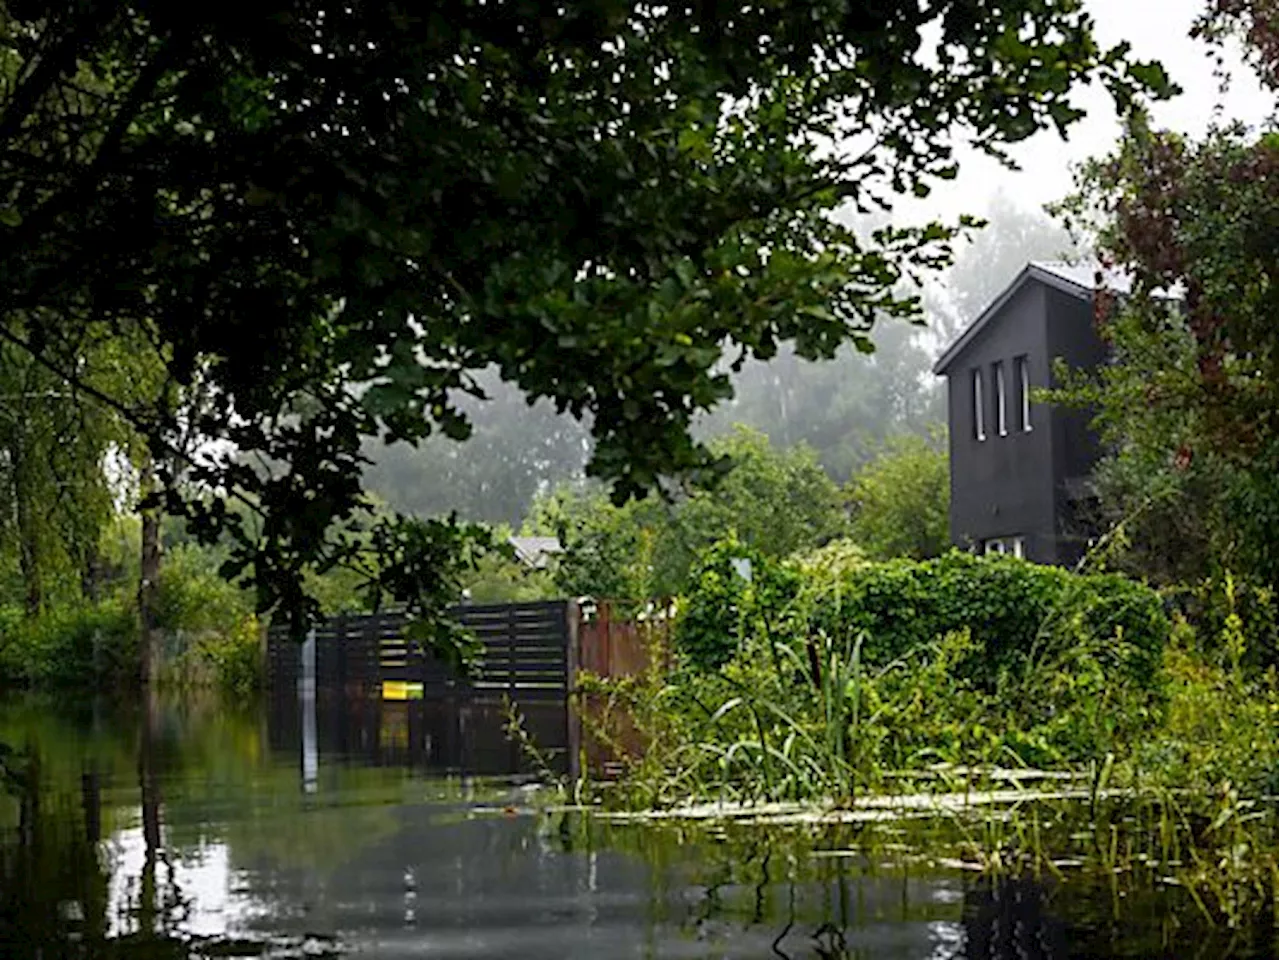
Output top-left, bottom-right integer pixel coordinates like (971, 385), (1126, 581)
(300, 625), (318, 794)
(335, 614), (348, 692)
(565, 599), (582, 783)
(299, 625), (316, 698)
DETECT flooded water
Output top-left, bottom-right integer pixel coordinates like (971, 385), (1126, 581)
(0, 692), (1271, 959)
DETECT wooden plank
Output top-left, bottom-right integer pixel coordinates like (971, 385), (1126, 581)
(479, 664), (566, 679)
(264, 600), (572, 692)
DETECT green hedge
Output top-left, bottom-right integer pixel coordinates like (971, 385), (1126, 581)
(676, 537), (802, 670)
(678, 546), (1169, 687)
(0, 599), (139, 688)
(809, 552), (1167, 690)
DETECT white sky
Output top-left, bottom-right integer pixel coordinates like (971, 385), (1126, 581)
(896, 0), (1277, 226)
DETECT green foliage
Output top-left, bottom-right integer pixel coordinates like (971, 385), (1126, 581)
(587, 612), (1167, 809)
(675, 537), (801, 671)
(529, 486), (673, 600)
(676, 548), (1170, 693)
(1139, 620), (1278, 798)
(680, 427), (850, 560)
(1051, 109), (1277, 659)
(462, 551), (557, 605)
(537, 426), (847, 600)
(0, 530), (274, 693)
(153, 544), (252, 634)
(196, 616), (265, 698)
(0, 599), (138, 688)
(0, 342), (129, 615)
(587, 562), (1264, 814)
(0, 0), (1173, 640)
(789, 539), (870, 581)
(802, 551), (1168, 692)
(846, 433), (950, 560)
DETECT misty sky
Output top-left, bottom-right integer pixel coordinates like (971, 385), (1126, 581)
(898, 0), (1275, 227)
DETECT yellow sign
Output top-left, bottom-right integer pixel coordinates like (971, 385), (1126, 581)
(381, 680), (424, 701)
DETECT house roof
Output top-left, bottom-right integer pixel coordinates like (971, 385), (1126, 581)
(931, 261), (1130, 375)
(508, 535), (563, 568)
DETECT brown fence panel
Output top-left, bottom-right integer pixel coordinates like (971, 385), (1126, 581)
(569, 600), (674, 778)
(574, 600), (668, 679)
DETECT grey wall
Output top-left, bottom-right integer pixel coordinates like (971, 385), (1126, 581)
(1045, 286), (1108, 563)
(945, 281), (1059, 563)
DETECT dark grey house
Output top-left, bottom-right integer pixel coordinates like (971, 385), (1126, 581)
(933, 261), (1113, 565)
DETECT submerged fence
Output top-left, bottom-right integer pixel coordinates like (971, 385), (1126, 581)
(267, 600), (575, 696)
(266, 598), (665, 778)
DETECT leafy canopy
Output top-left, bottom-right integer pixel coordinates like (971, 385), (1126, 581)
(533, 425), (847, 599)
(1048, 0), (1276, 664)
(0, 1), (1172, 635)
(847, 433), (950, 561)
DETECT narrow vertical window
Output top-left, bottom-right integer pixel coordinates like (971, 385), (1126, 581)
(972, 368), (986, 441)
(1015, 355), (1032, 432)
(1012, 536), (1025, 560)
(993, 361), (1008, 436)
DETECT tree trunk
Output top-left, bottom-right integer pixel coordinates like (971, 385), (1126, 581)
(81, 766), (101, 844)
(81, 539), (101, 603)
(13, 450), (42, 616)
(138, 686), (162, 934)
(138, 459), (162, 686)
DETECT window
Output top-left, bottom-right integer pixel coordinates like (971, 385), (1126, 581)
(972, 368), (986, 441)
(1015, 355), (1032, 432)
(993, 361), (1008, 436)
(984, 535), (1027, 558)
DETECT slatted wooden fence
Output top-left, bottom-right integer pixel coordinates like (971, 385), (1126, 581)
(267, 600), (572, 696)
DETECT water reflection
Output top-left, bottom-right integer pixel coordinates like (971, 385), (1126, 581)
(0, 691), (1270, 959)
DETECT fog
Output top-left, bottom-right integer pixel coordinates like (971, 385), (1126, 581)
(361, 0), (1266, 526)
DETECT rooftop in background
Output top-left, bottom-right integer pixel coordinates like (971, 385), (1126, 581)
(1030, 260), (1134, 295)
(508, 536), (563, 569)
(932, 260), (1139, 375)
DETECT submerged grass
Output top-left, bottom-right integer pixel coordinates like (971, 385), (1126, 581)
(558, 597), (1277, 930)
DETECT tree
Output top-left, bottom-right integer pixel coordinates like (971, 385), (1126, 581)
(0, 2), (1173, 638)
(361, 368), (590, 526)
(847, 433), (950, 560)
(0, 335), (138, 615)
(1051, 4), (1276, 658)
(535, 426), (847, 597)
(697, 321), (943, 482)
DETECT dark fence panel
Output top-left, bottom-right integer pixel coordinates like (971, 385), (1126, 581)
(266, 601), (570, 695)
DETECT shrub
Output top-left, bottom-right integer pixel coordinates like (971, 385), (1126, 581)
(675, 536), (801, 670)
(803, 550), (1168, 692)
(1170, 572), (1278, 673)
(198, 614), (264, 696)
(154, 543), (251, 633)
(676, 545), (1170, 692)
(0, 598), (139, 688)
(846, 434), (950, 561)
(789, 538), (868, 581)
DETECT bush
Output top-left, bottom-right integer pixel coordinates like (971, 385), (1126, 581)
(154, 543), (251, 632)
(197, 614), (264, 696)
(0, 598), (139, 688)
(675, 537), (801, 670)
(803, 550), (1169, 692)
(677, 545), (1170, 690)
(846, 434), (950, 561)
